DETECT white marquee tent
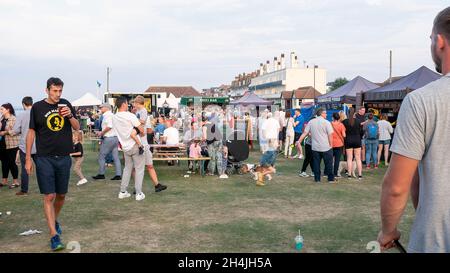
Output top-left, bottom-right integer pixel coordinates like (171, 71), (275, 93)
(72, 92), (102, 107)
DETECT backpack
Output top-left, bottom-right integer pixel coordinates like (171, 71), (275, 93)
(367, 123), (378, 140)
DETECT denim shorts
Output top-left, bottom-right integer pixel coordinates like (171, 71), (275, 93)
(35, 156), (72, 195)
(379, 139), (391, 145)
(260, 150), (277, 166)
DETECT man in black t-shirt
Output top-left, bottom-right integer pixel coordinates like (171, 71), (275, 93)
(25, 77), (80, 251)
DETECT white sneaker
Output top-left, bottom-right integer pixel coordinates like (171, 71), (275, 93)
(118, 191), (131, 199)
(219, 174), (229, 179)
(135, 192), (146, 201)
(76, 178), (88, 186)
(299, 172), (309, 177)
(298, 154), (304, 159)
(265, 174), (272, 181)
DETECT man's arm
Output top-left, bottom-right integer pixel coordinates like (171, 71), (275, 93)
(69, 116), (80, 131)
(411, 168), (420, 210)
(378, 153), (419, 250)
(25, 129), (36, 175)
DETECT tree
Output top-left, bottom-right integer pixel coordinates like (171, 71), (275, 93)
(328, 77), (349, 92)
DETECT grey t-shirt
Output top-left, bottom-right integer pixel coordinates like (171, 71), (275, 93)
(135, 108), (148, 145)
(390, 73), (450, 253)
(12, 109), (36, 154)
(304, 116), (333, 152)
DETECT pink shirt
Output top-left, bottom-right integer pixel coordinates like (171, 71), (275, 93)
(189, 143), (202, 158)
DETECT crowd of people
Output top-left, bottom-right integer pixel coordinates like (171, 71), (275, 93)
(0, 80), (396, 251)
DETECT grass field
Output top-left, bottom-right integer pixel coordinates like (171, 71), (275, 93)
(0, 141), (415, 253)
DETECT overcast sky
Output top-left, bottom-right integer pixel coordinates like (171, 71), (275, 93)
(0, 0), (446, 106)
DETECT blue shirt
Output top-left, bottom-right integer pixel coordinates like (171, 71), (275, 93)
(294, 115), (305, 133)
(155, 124), (166, 134)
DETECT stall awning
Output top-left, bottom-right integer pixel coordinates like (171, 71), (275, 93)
(180, 97), (230, 106)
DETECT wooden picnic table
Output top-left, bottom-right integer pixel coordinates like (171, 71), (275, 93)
(149, 143), (210, 176)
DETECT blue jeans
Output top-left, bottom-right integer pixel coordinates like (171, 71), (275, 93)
(365, 139), (378, 165)
(98, 136), (122, 176)
(19, 150), (35, 193)
(312, 149), (334, 182)
(332, 147), (343, 176)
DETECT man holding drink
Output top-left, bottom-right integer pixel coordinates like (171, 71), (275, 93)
(26, 77), (80, 251)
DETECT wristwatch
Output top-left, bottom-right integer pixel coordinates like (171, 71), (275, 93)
(66, 114), (73, 119)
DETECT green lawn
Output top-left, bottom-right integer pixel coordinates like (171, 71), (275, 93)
(0, 141), (415, 253)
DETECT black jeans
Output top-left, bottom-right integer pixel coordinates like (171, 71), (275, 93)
(19, 150), (36, 193)
(332, 147), (343, 176)
(1, 147), (19, 179)
(312, 149), (334, 182)
(301, 144), (314, 173)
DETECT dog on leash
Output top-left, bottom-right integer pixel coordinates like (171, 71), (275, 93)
(337, 160), (357, 178)
(241, 164), (275, 181)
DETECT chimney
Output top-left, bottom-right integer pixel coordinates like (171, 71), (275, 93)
(259, 63), (264, 75)
(266, 60), (271, 73)
(273, 57), (278, 71)
(280, 53), (286, 69)
(291, 52), (299, 68)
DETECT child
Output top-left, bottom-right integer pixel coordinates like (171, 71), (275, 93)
(70, 131), (88, 186)
(256, 138), (278, 186)
(189, 139), (202, 173)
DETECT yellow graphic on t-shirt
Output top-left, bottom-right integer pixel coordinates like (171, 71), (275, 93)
(47, 113), (65, 132)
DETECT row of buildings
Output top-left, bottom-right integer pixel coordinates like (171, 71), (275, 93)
(201, 51), (328, 109)
(104, 51), (328, 111)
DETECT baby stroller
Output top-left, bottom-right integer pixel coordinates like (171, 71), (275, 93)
(225, 130), (250, 175)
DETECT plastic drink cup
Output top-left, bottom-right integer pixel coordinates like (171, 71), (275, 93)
(58, 104), (67, 116)
(295, 230), (304, 251)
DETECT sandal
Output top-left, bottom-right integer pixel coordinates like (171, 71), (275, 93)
(0, 183), (8, 187)
(9, 184), (20, 189)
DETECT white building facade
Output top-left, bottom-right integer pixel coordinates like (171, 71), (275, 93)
(248, 52), (327, 105)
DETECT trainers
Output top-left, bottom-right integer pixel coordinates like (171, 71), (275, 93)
(358, 176), (363, 180)
(16, 191), (28, 196)
(118, 191), (131, 199)
(298, 154), (304, 159)
(138, 146), (144, 155)
(50, 234), (65, 251)
(136, 192), (146, 201)
(111, 175), (122, 181)
(265, 174), (272, 181)
(374, 165), (379, 169)
(55, 221), (62, 235)
(92, 174), (105, 180)
(256, 181), (265, 186)
(76, 178), (88, 186)
(219, 174), (229, 179)
(155, 183), (167, 193)
(299, 172), (309, 177)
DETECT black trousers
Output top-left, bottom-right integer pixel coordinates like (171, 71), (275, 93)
(301, 144), (314, 173)
(332, 147), (343, 176)
(0, 147), (19, 179)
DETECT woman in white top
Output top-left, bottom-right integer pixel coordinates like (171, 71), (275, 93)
(284, 111), (295, 158)
(377, 114), (394, 166)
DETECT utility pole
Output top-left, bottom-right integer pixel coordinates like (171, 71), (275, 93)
(389, 50), (393, 84)
(106, 67), (111, 93)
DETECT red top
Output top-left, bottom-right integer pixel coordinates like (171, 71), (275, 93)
(331, 121), (346, 148)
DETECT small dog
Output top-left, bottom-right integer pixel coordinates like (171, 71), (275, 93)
(337, 160), (357, 178)
(241, 164), (276, 181)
